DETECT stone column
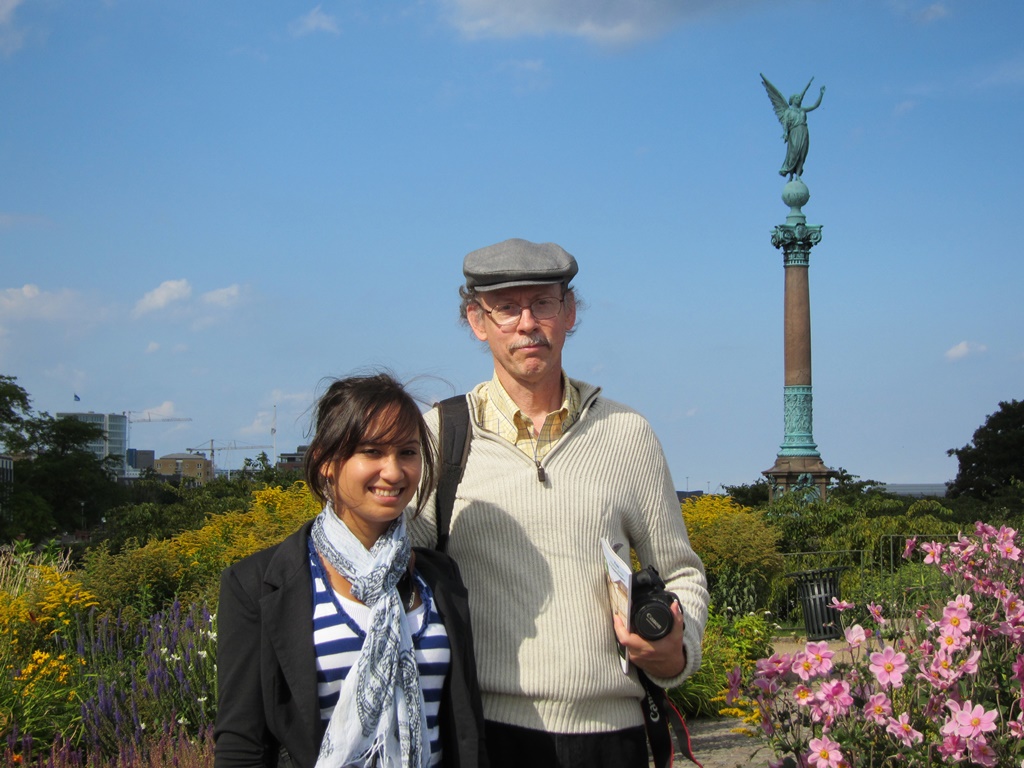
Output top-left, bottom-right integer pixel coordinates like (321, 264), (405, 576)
(763, 180), (835, 499)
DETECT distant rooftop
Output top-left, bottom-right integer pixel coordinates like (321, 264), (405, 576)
(881, 483), (948, 498)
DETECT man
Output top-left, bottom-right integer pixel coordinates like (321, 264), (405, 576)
(410, 238), (708, 768)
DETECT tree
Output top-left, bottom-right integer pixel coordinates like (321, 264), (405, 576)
(27, 420), (125, 529)
(947, 399), (1024, 500)
(722, 477), (771, 508)
(0, 374), (33, 452)
(0, 379), (127, 541)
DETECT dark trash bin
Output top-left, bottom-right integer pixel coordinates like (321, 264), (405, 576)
(788, 567), (846, 641)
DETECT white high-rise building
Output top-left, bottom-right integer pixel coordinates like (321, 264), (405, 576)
(55, 412), (128, 476)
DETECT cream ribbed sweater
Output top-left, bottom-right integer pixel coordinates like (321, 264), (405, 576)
(409, 379), (708, 734)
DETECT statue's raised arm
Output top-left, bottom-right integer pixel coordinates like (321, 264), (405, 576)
(760, 73), (826, 181)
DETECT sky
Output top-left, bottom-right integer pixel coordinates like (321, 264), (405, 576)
(1, 0), (1022, 490)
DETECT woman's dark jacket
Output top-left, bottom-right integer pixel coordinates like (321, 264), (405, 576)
(213, 521), (488, 768)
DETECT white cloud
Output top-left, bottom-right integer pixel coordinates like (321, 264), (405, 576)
(240, 411), (276, 437)
(201, 284), (241, 307)
(498, 57), (550, 92)
(0, 0), (24, 25)
(145, 341), (160, 353)
(0, 284), (82, 321)
(132, 401), (178, 419)
(132, 279), (192, 318)
(976, 54), (1024, 89)
(271, 388), (313, 407)
(916, 3), (949, 23)
(0, 0), (25, 55)
(289, 5), (340, 37)
(441, 0), (742, 44)
(945, 340), (987, 361)
(893, 100), (917, 117)
(0, 212), (49, 229)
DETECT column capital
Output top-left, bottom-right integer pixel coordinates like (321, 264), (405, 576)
(772, 223), (822, 266)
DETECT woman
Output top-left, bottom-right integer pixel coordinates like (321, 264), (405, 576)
(214, 373), (487, 768)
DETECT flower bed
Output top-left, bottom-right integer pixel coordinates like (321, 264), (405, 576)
(731, 522), (1024, 767)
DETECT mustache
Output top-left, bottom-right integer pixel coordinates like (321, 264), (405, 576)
(509, 333), (551, 352)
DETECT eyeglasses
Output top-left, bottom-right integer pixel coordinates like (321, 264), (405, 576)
(479, 296), (564, 327)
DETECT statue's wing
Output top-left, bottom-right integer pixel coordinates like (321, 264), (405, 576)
(760, 73), (788, 123)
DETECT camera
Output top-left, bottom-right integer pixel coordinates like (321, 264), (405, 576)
(631, 566), (678, 641)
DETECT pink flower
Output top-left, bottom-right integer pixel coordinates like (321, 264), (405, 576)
(937, 733), (967, 761)
(755, 652), (792, 679)
(1012, 654), (1024, 684)
(863, 692), (891, 725)
(999, 541), (1021, 560)
(940, 605), (972, 635)
(867, 601), (887, 625)
(829, 597), (854, 612)
(996, 526), (1021, 561)
(815, 679), (853, 717)
(921, 541), (944, 564)
(870, 646), (909, 687)
(937, 624), (969, 653)
(942, 700), (968, 735)
(970, 739), (998, 767)
(806, 736), (844, 768)
(844, 624), (866, 648)
(805, 642), (834, 674)
(1004, 593), (1023, 618)
(793, 683), (814, 706)
(951, 593), (973, 612)
(953, 701), (998, 738)
(725, 665), (742, 704)
(1008, 715), (1024, 738)
(903, 536), (917, 559)
(791, 652), (815, 681)
(925, 653), (958, 689)
(886, 712), (923, 747)
(752, 676), (781, 696)
(958, 648), (981, 675)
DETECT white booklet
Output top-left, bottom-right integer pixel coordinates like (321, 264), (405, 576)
(601, 538), (633, 674)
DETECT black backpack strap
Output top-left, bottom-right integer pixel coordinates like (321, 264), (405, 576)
(435, 395), (471, 554)
(637, 670), (703, 768)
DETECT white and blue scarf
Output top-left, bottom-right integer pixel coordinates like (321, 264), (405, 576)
(310, 504), (429, 768)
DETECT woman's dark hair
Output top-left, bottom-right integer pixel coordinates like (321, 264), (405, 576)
(304, 372), (437, 514)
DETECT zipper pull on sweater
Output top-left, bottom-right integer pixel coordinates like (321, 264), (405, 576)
(536, 462), (546, 482)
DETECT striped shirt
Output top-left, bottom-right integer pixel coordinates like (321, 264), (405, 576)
(309, 544), (450, 765)
(475, 370), (581, 460)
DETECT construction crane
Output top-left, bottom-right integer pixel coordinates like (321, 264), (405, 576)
(123, 411), (193, 471)
(187, 440), (274, 476)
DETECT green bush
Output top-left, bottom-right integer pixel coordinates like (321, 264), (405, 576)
(682, 496), (784, 612)
(671, 610), (772, 718)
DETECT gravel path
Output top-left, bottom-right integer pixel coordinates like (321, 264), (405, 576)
(668, 717), (770, 768)
(651, 639), (808, 767)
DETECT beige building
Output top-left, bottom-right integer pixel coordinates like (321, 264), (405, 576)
(154, 452), (214, 485)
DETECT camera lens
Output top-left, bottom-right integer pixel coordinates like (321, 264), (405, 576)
(633, 599), (674, 641)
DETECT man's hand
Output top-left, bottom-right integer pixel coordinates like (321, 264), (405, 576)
(613, 601), (687, 679)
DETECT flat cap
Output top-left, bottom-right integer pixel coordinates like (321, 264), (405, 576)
(463, 238), (578, 292)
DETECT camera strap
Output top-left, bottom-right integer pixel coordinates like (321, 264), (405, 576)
(637, 670), (703, 768)
(436, 394), (703, 768)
